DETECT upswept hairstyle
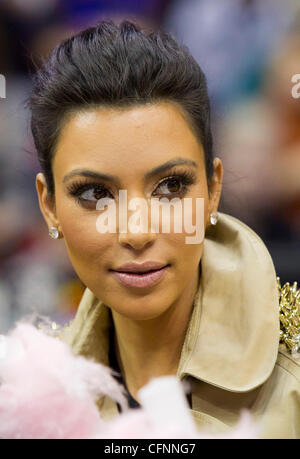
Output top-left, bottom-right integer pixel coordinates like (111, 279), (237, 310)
(28, 20), (214, 197)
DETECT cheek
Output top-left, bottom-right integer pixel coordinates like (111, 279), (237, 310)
(56, 198), (114, 268)
(163, 193), (208, 269)
(162, 230), (204, 273)
(166, 191), (209, 243)
(166, 234), (203, 275)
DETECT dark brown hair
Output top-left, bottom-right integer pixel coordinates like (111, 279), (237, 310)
(28, 19), (214, 197)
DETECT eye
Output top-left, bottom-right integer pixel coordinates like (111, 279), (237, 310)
(156, 177), (181, 194)
(67, 180), (113, 206)
(152, 171), (196, 198)
(80, 187), (110, 201)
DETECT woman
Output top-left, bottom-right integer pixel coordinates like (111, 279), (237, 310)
(31, 20), (299, 438)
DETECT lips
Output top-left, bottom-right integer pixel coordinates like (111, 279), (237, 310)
(110, 262), (170, 288)
(112, 261), (168, 274)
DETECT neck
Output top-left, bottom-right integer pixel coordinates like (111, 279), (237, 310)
(111, 267), (200, 401)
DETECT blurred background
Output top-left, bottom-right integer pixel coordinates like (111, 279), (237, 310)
(0, 0), (299, 332)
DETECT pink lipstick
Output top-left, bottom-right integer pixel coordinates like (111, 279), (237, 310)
(110, 261), (169, 288)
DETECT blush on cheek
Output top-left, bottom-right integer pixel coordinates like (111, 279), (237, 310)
(59, 210), (114, 266)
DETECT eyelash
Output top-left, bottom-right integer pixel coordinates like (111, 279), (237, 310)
(153, 171), (196, 198)
(67, 170), (197, 207)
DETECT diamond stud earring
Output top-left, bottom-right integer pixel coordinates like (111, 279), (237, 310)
(49, 226), (60, 239)
(210, 212), (218, 226)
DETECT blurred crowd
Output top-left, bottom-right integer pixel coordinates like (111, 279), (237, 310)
(0, 0), (299, 332)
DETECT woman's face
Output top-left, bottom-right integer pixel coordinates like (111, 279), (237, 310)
(36, 102), (222, 320)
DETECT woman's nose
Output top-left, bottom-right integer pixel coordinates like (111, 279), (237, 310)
(117, 193), (158, 250)
(118, 227), (157, 251)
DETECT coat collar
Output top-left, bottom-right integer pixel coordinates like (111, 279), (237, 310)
(61, 212), (280, 393)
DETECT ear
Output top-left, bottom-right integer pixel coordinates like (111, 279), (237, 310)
(208, 157), (223, 216)
(35, 172), (62, 238)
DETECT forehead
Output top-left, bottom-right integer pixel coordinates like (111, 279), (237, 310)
(53, 102), (205, 178)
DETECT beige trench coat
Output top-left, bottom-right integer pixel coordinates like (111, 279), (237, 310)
(61, 213), (300, 439)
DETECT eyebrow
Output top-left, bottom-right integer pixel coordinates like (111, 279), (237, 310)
(62, 158), (198, 184)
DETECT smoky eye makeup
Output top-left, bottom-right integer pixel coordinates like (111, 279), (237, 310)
(152, 168), (197, 198)
(66, 179), (113, 206)
(66, 166), (198, 207)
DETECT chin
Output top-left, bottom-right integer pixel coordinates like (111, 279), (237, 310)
(110, 296), (171, 321)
